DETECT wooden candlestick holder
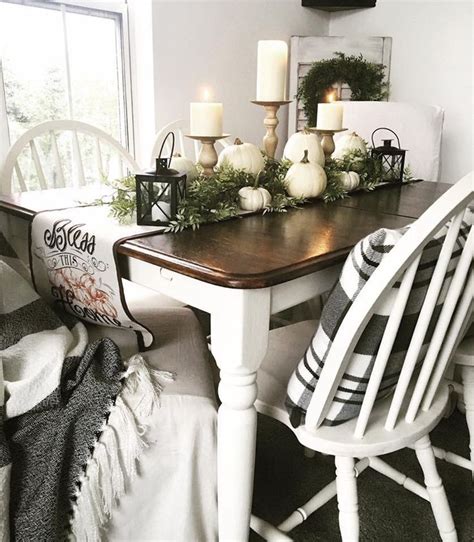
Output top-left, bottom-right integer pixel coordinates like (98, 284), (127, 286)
(185, 134), (230, 176)
(251, 100), (292, 159)
(309, 128), (347, 161)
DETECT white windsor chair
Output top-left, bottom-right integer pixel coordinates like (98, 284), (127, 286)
(252, 172), (473, 542)
(0, 120), (140, 195)
(149, 119), (229, 168)
(0, 120), (184, 310)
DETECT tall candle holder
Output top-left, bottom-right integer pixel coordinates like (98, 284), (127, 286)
(185, 134), (230, 177)
(309, 128), (347, 161)
(251, 100), (292, 159)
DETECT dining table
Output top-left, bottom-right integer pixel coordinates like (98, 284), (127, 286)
(0, 179), (452, 541)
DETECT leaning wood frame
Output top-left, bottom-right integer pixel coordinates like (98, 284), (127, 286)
(288, 36), (392, 135)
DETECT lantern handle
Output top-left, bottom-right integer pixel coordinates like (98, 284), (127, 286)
(371, 127), (401, 149)
(157, 131), (176, 168)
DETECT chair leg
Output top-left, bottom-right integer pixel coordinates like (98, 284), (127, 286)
(460, 365), (474, 480)
(278, 458), (369, 534)
(335, 456), (359, 542)
(414, 435), (457, 542)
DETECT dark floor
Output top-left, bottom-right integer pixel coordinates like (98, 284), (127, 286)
(251, 410), (474, 542)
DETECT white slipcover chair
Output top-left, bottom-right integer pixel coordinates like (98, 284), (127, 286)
(337, 102), (444, 182)
(89, 307), (218, 541)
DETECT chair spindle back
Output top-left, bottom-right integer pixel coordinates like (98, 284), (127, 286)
(0, 120), (139, 195)
(305, 173), (473, 438)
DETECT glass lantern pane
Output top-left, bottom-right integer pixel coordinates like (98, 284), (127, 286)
(381, 155), (402, 182)
(151, 182), (171, 222)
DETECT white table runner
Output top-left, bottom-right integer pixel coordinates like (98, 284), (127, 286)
(30, 205), (163, 348)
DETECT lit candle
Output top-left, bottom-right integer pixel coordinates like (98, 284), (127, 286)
(256, 40), (288, 101)
(190, 88), (223, 136)
(316, 92), (343, 130)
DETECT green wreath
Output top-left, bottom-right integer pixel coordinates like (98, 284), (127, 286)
(297, 52), (389, 127)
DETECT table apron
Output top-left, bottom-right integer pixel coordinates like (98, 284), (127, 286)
(1, 211), (341, 315)
(123, 254), (341, 316)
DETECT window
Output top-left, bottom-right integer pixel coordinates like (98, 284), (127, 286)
(0, 0), (132, 184)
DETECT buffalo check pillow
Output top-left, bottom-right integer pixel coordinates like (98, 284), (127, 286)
(285, 220), (470, 428)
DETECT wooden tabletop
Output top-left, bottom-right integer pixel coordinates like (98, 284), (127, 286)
(0, 181), (452, 289)
(332, 180), (450, 218)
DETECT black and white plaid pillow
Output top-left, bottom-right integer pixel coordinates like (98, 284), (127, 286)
(285, 221), (470, 428)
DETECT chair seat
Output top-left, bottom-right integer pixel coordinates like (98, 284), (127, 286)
(256, 321), (450, 458)
(87, 306), (215, 399)
(87, 307), (218, 541)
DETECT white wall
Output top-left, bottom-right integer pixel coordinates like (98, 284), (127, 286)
(131, 0), (472, 182)
(150, 0), (329, 158)
(329, 0), (473, 183)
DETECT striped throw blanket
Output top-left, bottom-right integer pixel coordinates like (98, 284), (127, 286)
(286, 220), (470, 428)
(0, 233), (172, 541)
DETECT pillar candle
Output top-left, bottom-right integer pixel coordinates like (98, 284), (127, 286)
(190, 91), (223, 136)
(316, 102), (344, 130)
(256, 40), (288, 101)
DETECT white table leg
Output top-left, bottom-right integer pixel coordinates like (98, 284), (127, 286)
(211, 288), (271, 541)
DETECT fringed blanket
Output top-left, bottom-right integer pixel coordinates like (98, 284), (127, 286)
(0, 234), (173, 541)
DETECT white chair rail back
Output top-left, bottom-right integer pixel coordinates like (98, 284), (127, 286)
(149, 119), (229, 169)
(0, 120), (139, 195)
(305, 172), (473, 437)
(337, 102), (444, 182)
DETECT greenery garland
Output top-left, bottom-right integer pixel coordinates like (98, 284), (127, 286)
(100, 149), (412, 232)
(297, 52), (388, 126)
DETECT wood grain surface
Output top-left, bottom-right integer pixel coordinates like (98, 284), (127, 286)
(0, 182), (452, 288)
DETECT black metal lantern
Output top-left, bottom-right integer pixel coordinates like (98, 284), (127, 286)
(135, 132), (186, 225)
(371, 128), (407, 183)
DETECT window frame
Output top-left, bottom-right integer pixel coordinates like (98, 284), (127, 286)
(0, 0), (134, 156)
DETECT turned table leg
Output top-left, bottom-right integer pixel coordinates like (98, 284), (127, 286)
(211, 288), (271, 541)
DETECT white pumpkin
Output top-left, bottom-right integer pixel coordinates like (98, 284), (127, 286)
(217, 138), (265, 174)
(338, 171), (360, 191)
(332, 131), (368, 160)
(170, 153), (198, 184)
(238, 173), (272, 211)
(285, 150), (327, 198)
(283, 128), (325, 167)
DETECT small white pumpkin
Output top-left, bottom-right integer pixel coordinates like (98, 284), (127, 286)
(170, 153), (198, 184)
(332, 131), (368, 160)
(285, 150), (327, 198)
(238, 172), (272, 211)
(338, 171), (360, 191)
(283, 127), (325, 167)
(217, 138), (265, 174)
